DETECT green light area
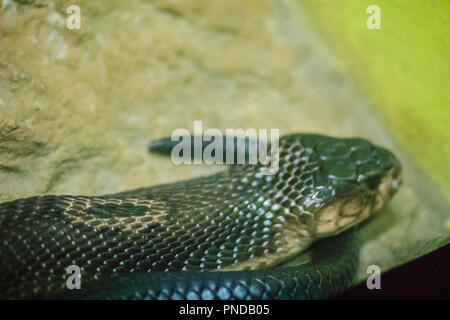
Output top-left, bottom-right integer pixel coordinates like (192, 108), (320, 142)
(300, 0), (449, 201)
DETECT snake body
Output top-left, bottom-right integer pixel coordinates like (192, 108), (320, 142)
(0, 133), (401, 299)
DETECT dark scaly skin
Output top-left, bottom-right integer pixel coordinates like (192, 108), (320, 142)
(58, 230), (358, 300)
(0, 133), (402, 299)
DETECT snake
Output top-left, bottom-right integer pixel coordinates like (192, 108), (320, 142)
(0, 133), (402, 299)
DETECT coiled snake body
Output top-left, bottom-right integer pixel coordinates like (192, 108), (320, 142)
(0, 133), (401, 299)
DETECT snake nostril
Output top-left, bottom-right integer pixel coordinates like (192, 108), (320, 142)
(392, 177), (401, 191)
(393, 159), (402, 177)
(391, 164), (403, 192)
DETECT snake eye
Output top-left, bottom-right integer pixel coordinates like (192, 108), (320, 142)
(365, 175), (382, 191)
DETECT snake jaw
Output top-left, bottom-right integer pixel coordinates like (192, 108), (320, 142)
(299, 137), (403, 239)
(337, 160), (402, 233)
(373, 166), (402, 212)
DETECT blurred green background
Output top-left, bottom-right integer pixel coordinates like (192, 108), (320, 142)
(300, 0), (449, 202)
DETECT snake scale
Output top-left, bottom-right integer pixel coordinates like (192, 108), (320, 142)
(0, 133), (401, 299)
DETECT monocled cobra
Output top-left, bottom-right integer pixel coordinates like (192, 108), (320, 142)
(0, 133), (402, 299)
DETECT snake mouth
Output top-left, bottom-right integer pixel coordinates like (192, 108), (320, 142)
(373, 166), (402, 211)
(315, 162), (402, 238)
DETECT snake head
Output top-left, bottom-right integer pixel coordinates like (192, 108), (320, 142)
(277, 134), (402, 237)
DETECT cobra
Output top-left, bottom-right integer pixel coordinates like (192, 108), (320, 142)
(0, 133), (401, 299)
